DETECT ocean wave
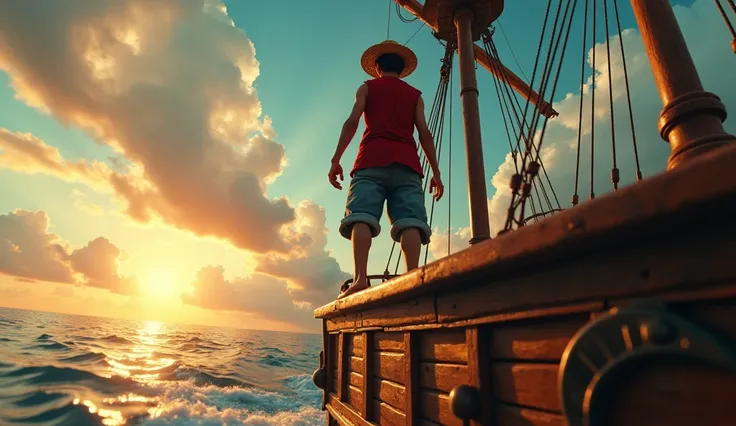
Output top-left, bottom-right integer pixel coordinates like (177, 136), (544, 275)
(57, 352), (107, 365)
(26, 341), (71, 351)
(0, 308), (324, 425)
(140, 377), (322, 426)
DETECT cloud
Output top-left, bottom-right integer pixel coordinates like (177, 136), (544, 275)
(0, 0), (299, 254)
(69, 237), (137, 294)
(0, 0), (353, 317)
(256, 201), (351, 307)
(182, 201), (350, 319)
(0, 210), (135, 294)
(0, 129), (112, 190)
(435, 0), (736, 255)
(181, 265), (313, 325)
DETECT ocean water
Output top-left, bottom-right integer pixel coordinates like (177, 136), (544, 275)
(0, 307), (324, 425)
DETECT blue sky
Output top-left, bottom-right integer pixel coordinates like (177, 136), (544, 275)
(0, 0), (733, 332)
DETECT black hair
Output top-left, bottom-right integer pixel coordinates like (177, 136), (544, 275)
(376, 53), (405, 75)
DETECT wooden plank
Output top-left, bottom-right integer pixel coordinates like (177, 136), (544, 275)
(337, 333), (346, 401)
(604, 359), (736, 426)
(437, 227), (736, 323)
(373, 400), (406, 426)
(374, 351), (405, 384)
(352, 333), (364, 353)
(374, 378), (405, 412)
(347, 385), (363, 413)
(405, 332), (420, 426)
(675, 298), (736, 341)
(418, 362), (468, 393)
(326, 294), (437, 332)
(315, 144), (736, 319)
(322, 320), (329, 409)
(420, 390), (461, 426)
(326, 397), (373, 426)
(445, 301), (604, 329)
(492, 363), (561, 412)
(490, 314), (590, 361)
(373, 331), (404, 352)
(350, 356), (363, 375)
(361, 331), (374, 421)
(495, 403), (565, 426)
(467, 327), (492, 426)
(420, 329), (467, 363)
(349, 371), (363, 389)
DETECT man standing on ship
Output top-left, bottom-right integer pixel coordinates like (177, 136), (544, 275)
(328, 40), (444, 300)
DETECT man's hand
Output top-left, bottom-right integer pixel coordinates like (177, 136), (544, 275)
(429, 174), (444, 201)
(328, 161), (344, 190)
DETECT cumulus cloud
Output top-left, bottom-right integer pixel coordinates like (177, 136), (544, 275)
(256, 201), (351, 307)
(433, 0), (736, 256)
(0, 0), (298, 254)
(0, 210), (135, 294)
(181, 265), (313, 325)
(0, 0), (352, 315)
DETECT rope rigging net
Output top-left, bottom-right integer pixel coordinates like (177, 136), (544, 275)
(499, 0), (643, 232)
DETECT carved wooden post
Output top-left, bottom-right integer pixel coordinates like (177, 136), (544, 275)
(455, 7), (492, 244)
(630, 0), (736, 170)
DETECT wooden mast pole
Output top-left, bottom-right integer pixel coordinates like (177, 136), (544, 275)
(629, 0), (736, 170)
(395, 0), (559, 118)
(456, 7), (491, 244)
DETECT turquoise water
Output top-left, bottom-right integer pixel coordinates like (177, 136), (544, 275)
(0, 307), (324, 425)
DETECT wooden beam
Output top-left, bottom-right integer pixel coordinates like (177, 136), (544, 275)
(404, 332), (420, 425)
(314, 144), (736, 319)
(395, 0), (558, 118)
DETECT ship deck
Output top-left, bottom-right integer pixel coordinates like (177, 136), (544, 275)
(313, 144), (736, 426)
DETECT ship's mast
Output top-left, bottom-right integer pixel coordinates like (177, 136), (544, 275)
(629, 0), (736, 169)
(395, 0), (558, 119)
(405, 0), (503, 244)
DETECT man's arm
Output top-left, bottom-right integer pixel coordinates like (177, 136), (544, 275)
(331, 84), (368, 164)
(415, 96), (441, 176)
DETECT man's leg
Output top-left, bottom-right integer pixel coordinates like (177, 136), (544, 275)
(338, 168), (387, 298)
(340, 222), (372, 298)
(387, 165), (431, 272)
(400, 228), (421, 271)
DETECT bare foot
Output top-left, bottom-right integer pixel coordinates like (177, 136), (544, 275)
(337, 279), (368, 299)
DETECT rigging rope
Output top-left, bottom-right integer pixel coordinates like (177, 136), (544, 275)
(613, 0), (642, 181)
(496, 20), (531, 83)
(481, 30), (561, 220)
(572, 0), (589, 206)
(570, 0), (642, 207)
(603, 0), (620, 191)
(396, 2), (418, 23)
(387, 0), (392, 40)
(590, 0), (597, 200)
(503, 0), (578, 232)
(715, 0), (736, 41)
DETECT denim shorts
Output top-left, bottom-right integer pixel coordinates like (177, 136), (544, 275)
(339, 163), (431, 245)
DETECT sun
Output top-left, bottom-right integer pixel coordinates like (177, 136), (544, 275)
(140, 268), (179, 300)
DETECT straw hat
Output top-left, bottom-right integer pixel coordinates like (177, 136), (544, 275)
(360, 40), (418, 78)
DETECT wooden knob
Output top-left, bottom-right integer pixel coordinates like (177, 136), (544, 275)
(449, 384), (480, 420)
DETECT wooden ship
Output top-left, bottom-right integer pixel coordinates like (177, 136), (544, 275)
(312, 0), (736, 425)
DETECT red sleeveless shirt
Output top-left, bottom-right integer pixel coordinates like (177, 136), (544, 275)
(351, 77), (424, 177)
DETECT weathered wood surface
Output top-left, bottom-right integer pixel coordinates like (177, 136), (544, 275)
(606, 359), (736, 426)
(315, 144), (736, 321)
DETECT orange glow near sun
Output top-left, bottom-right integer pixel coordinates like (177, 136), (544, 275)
(140, 268), (179, 300)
